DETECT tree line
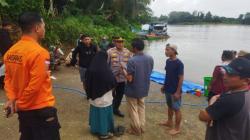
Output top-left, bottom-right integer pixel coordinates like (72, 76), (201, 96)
(0, 0), (153, 46)
(156, 11), (250, 25)
(0, 0), (153, 24)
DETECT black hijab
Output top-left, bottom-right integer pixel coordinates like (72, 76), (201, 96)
(85, 51), (116, 100)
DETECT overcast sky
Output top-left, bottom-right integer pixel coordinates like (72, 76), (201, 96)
(149, 0), (250, 18)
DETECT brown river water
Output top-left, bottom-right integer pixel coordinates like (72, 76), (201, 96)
(145, 24), (250, 84)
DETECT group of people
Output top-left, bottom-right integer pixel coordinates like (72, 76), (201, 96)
(70, 31), (155, 138)
(1, 11), (250, 140)
(1, 11), (185, 140)
(69, 25), (185, 137)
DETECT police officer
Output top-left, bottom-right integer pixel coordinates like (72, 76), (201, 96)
(107, 37), (132, 117)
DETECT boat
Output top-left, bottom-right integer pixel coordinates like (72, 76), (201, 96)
(152, 23), (168, 36)
(135, 23), (169, 40)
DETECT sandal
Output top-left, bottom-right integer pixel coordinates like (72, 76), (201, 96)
(98, 135), (113, 140)
(114, 125), (125, 137)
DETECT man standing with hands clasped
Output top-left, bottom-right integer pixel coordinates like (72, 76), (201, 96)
(124, 38), (154, 135)
(4, 12), (60, 140)
(159, 44), (184, 135)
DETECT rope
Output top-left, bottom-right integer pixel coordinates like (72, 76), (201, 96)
(0, 84), (207, 108)
(53, 84), (207, 108)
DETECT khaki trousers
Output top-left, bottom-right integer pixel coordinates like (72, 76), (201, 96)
(126, 96), (145, 133)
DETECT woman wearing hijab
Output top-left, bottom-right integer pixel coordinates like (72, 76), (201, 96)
(85, 51), (117, 139)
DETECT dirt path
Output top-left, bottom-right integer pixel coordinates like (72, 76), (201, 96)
(0, 66), (206, 140)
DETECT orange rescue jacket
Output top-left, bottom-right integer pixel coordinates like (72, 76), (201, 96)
(4, 35), (55, 111)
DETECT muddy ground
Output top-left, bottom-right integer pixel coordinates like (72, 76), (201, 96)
(0, 66), (207, 140)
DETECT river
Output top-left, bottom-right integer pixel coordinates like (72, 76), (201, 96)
(145, 25), (250, 84)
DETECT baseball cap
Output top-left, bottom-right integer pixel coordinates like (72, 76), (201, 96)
(223, 58), (250, 78)
(166, 43), (178, 55)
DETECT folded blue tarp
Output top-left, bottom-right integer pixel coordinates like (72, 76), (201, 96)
(150, 71), (204, 94)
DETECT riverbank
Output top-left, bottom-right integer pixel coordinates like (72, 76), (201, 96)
(0, 66), (207, 140)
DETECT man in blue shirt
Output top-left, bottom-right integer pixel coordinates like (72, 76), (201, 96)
(159, 44), (184, 135)
(124, 38), (154, 135)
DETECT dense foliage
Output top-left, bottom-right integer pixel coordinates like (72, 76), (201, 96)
(238, 13), (250, 25)
(0, 0), (153, 48)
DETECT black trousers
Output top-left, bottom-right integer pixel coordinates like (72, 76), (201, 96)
(112, 82), (125, 112)
(18, 107), (61, 140)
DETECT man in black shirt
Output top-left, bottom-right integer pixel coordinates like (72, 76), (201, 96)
(0, 20), (13, 89)
(0, 20), (13, 57)
(199, 58), (250, 140)
(71, 35), (98, 90)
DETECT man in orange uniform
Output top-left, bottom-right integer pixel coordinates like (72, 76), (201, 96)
(3, 12), (60, 140)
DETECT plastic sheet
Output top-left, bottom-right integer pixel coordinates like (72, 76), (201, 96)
(150, 71), (204, 94)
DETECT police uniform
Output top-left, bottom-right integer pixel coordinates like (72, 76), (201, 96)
(107, 46), (132, 115)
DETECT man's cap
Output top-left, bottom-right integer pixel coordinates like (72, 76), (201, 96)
(223, 57), (250, 78)
(115, 37), (124, 42)
(166, 43), (178, 54)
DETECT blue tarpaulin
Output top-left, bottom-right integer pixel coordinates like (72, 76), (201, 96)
(150, 71), (204, 94)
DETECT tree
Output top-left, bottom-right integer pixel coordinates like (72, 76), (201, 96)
(212, 16), (222, 23)
(238, 14), (244, 24)
(44, 0), (69, 15)
(192, 11), (198, 17)
(205, 11), (212, 22)
(198, 12), (205, 20)
(158, 15), (168, 22)
(136, 7), (153, 24)
(68, 0), (153, 21)
(48, 0), (55, 16)
(0, 0), (8, 7)
(243, 12), (250, 24)
(168, 11), (193, 24)
(0, 0), (45, 21)
(238, 14), (244, 20)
